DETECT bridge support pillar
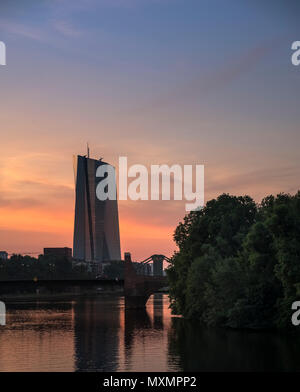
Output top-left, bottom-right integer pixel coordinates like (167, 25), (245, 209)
(124, 252), (167, 308)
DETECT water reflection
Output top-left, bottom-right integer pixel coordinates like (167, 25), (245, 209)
(168, 318), (300, 372)
(122, 294), (171, 372)
(153, 293), (164, 329)
(73, 298), (120, 371)
(0, 301), (75, 371)
(0, 294), (300, 371)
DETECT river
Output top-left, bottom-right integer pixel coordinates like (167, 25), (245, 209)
(0, 294), (299, 371)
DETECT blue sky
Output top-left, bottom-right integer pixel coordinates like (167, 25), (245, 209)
(0, 0), (299, 257)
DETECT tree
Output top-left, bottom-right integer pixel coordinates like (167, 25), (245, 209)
(168, 194), (257, 324)
(168, 191), (300, 329)
(103, 260), (124, 279)
(264, 192), (300, 327)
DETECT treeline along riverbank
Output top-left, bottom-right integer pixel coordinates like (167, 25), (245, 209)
(167, 192), (300, 330)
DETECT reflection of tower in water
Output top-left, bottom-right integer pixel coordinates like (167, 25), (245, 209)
(73, 298), (120, 371)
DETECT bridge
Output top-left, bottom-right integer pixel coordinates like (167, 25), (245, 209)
(0, 279), (123, 297)
(124, 252), (169, 308)
(0, 254), (170, 307)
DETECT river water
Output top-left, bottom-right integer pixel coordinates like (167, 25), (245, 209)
(0, 294), (299, 372)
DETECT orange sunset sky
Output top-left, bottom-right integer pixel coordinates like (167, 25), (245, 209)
(0, 1), (299, 260)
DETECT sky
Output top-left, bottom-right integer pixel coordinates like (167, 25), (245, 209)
(0, 0), (299, 260)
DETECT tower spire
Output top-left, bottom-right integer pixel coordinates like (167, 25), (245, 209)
(87, 142), (90, 158)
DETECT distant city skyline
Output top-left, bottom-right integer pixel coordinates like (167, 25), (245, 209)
(0, 0), (299, 259)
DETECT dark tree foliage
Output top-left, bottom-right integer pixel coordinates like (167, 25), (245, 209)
(167, 192), (300, 329)
(0, 254), (92, 280)
(103, 260), (124, 279)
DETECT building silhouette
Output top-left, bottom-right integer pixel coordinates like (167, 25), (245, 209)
(73, 154), (121, 270)
(44, 247), (72, 261)
(0, 251), (8, 261)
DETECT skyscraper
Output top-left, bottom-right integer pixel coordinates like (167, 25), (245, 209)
(73, 154), (121, 270)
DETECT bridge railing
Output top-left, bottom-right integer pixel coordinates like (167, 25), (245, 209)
(124, 252), (170, 277)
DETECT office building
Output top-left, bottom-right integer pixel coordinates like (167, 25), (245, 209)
(73, 154), (121, 271)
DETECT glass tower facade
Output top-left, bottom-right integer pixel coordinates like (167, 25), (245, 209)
(73, 155), (121, 268)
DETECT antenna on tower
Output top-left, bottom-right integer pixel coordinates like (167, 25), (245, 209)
(87, 142), (90, 158)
